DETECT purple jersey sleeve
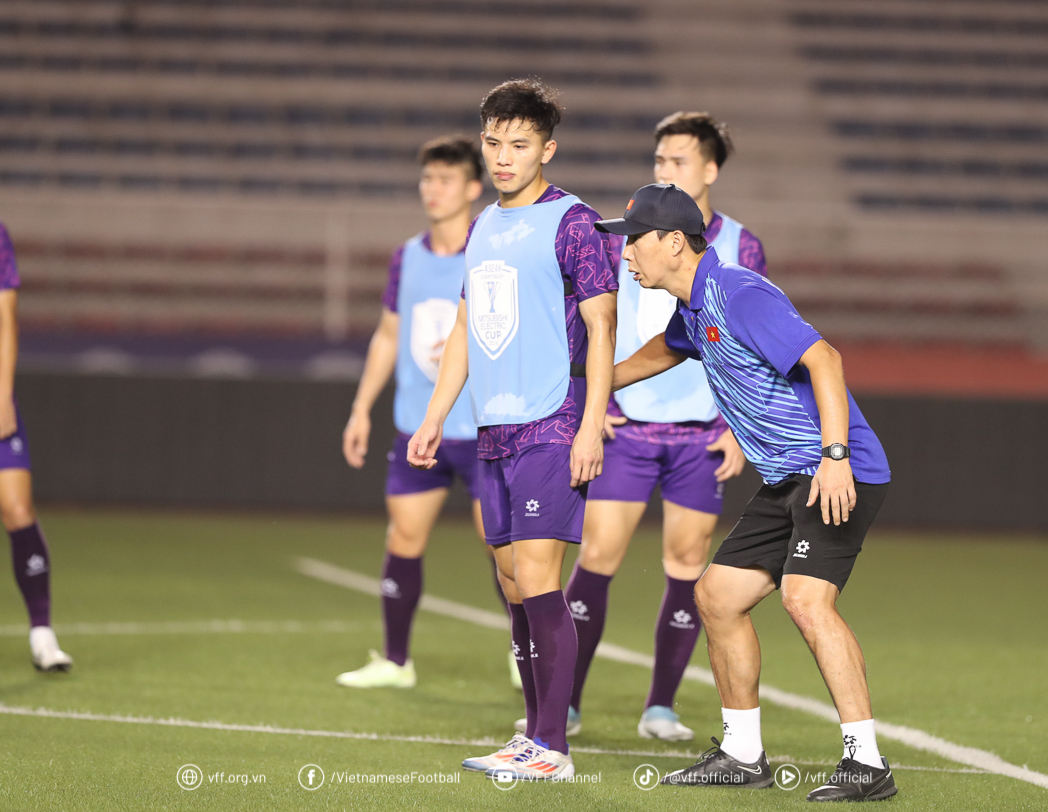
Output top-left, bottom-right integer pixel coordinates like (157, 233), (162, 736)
(557, 204), (619, 301)
(739, 228), (767, 277)
(0, 224), (21, 291)
(725, 284), (822, 377)
(381, 244), (405, 313)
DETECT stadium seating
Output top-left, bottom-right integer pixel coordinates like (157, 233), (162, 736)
(0, 0), (1044, 360)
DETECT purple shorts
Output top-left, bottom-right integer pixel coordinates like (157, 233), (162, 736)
(0, 406), (31, 471)
(385, 433), (480, 499)
(478, 443), (586, 546)
(588, 428), (725, 515)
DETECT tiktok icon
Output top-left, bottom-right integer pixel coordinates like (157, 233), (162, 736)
(633, 764), (661, 790)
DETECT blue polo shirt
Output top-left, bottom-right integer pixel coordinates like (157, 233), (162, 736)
(663, 248), (890, 485)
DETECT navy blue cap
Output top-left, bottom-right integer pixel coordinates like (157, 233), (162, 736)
(594, 183), (706, 236)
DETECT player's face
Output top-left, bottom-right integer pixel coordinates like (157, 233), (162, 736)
(419, 162), (482, 223)
(621, 230), (672, 290)
(654, 134), (719, 202)
(481, 119), (556, 196)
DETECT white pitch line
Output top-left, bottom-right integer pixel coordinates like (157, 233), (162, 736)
(296, 557), (1048, 791)
(0, 620), (369, 637)
(0, 704), (986, 774)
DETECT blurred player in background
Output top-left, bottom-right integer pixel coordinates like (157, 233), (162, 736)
(338, 135), (516, 689)
(409, 79), (618, 780)
(564, 113), (766, 740)
(0, 223), (73, 673)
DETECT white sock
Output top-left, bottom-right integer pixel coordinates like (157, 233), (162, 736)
(720, 707), (763, 763)
(841, 719), (882, 768)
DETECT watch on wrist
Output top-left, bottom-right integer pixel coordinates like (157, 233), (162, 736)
(822, 443), (851, 461)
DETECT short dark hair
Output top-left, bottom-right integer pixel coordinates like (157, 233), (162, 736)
(418, 134), (483, 182)
(479, 78), (563, 140)
(656, 229), (708, 254)
(654, 111), (734, 167)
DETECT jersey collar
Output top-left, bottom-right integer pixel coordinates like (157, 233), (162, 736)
(685, 246), (721, 311)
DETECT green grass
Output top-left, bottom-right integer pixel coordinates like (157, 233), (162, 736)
(0, 508), (1045, 810)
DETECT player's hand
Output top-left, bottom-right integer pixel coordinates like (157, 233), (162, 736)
(603, 413), (627, 441)
(570, 421), (604, 488)
(807, 458), (857, 526)
(707, 427), (745, 482)
(342, 411), (370, 469)
(0, 396), (17, 441)
(407, 418), (443, 470)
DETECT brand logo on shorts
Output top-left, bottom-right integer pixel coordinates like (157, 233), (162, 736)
(9, 436), (23, 454)
(569, 600), (589, 621)
(380, 578), (401, 598)
(793, 540), (810, 559)
(512, 641), (522, 661)
(26, 554), (47, 576)
(525, 499), (540, 517)
(530, 639), (538, 659)
(670, 609), (695, 630)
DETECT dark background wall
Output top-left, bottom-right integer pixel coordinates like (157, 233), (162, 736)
(15, 372), (1048, 532)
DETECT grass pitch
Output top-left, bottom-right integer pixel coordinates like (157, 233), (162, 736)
(0, 508), (1045, 810)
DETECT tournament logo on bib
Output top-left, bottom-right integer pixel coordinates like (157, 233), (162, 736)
(468, 260), (519, 360)
(635, 286), (679, 345)
(410, 297), (459, 382)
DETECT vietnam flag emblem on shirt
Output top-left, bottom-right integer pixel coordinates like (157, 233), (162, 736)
(706, 325), (721, 343)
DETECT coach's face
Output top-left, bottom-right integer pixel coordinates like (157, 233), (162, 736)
(481, 119), (556, 196)
(622, 230), (673, 290)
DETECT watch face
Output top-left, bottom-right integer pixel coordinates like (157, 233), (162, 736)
(831, 445), (845, 460)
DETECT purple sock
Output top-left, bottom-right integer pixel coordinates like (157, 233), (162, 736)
(489, 555), (509, 616)
(381, 553), (422, 666)
(9, 523), (51, 628)
(645, 574), (701, 710)
(565, 562), (612, 712)
(508, 603), (538, 739)
(523, 590), (578, 755)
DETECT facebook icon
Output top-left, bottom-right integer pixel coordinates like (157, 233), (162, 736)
(298, 764), (325, 791)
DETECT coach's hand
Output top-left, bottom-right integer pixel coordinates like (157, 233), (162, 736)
(570, 421), (604, 488)
(407, 419), (443, 470)
(708, 427), (745, 482)
(603, 413), (627, 441)
(808, 458), (857, 526)
(342, 411), (370, 469)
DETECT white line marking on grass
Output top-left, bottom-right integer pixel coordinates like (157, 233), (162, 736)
(0, 620), (368, 637)
(0, 704), (986, 774)
(296, 557), (1048, 790)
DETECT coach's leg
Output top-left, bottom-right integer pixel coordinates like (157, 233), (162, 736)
(381, 489), (448, 666)
(644, 502), (716, 711)
(513, 538), (576, 754)
(780, 574), (871, 722)
(567, 499), (646, 711)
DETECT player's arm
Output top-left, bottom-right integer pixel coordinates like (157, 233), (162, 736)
(612, 332), (686, 391)
(343, 307), (398, 468)
(0, 290), (19, 440)
(798, 339), (855, 526)
(407, 299), (469, 470)
(572, 291), (616, 487)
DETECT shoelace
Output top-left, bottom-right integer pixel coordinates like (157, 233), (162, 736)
(693, 736), (727, 766)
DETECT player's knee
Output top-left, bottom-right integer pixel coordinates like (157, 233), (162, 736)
(577, 540), (618, 575)
(385, 521), (426, 557)
(694, 577), (725, 622)
(664, 534), (712, 569)
(781, 589), (830, 631)
(1, 501), (35, 532)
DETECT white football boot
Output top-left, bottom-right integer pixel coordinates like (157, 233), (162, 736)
(335, 650), (416, 688)
(638, 705), (695, 741)
(484, 740), (575, 781)
(462, 733), (535, 772)
(30, 626), (73, 673)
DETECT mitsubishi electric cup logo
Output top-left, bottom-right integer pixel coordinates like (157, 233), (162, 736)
(468, 261), (519, 360)
(410, 298), (458, 382)
(670, 609), (695, 629)
(793, 540), (810, 559)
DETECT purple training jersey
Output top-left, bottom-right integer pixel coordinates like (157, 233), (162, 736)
(464, 186), (619, 460)
(0, 223), (22, 291)
(609, 212), (766, 445)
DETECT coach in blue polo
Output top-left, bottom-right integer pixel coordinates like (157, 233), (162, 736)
(596, 184), (896, 802)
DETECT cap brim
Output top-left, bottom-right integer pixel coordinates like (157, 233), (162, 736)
(593, 217), (656, 236)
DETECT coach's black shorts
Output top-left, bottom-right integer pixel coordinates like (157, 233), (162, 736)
(711, 474), (889, 593)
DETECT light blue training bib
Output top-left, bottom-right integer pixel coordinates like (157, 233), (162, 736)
(464, 194), (581, 427)
(615, 212), (744, 423)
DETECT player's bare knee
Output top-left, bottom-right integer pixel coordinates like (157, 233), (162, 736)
(1, 502), (35, 532)
(385, 522), (427, 558)
(577, 540), (618, 575)
(781, 590), (831, 632)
